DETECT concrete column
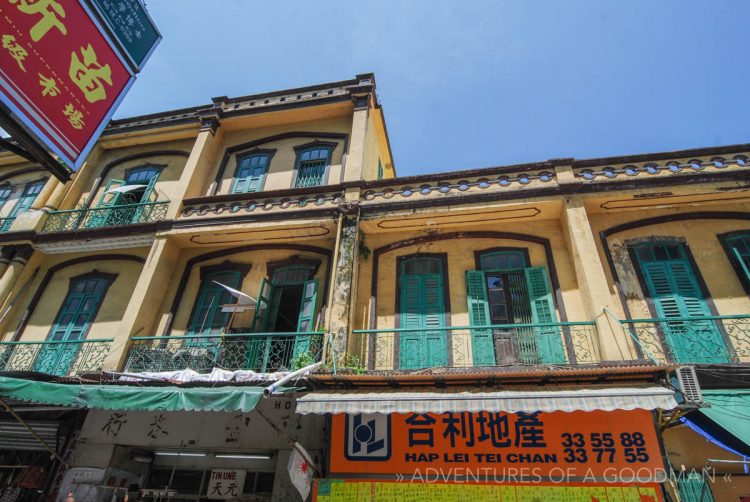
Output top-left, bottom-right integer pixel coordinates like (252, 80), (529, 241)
(560, 194), (635, 362)
(56, 146), (105, 211)
(107, 237), (181, 371)
(0, 245), (33, 308)
(168, 115), (224, 216)
(43, 177), (71, 211)
(326, 204), (360, 362)
(0, 247), (15, 278)
(30, 177), (60, 210)
(343, 96), (370, 183)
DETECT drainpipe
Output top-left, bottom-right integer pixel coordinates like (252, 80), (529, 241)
(263, 361), (323, 396)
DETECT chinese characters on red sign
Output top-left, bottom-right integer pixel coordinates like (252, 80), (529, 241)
(0, 0), (133, 169)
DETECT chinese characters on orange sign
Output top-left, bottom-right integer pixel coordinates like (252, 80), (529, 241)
(330, 410), (665, 479)
(0, 0), (133, 169)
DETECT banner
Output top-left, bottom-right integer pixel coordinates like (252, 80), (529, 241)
(313, 480), (664, 501)
(330, 410), (664, 480)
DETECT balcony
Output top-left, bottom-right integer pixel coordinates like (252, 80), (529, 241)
(621, 315), (750, 364)
(0, 338), (113, 377)
(123, 331), (326, 374)
(41, 201), (169, 233)
(348, 322), (599, 371)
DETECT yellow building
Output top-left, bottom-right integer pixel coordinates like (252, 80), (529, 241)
(0, 74), (747, 501)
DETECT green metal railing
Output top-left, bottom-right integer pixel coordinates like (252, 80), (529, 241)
(621, 315), (750, 364)
(41, 201), (169, 233)
(124, 331), (325, 373)
(0, 217), (15, 233)
(349, 322), (599, 371)
(0, 338), (113, 377)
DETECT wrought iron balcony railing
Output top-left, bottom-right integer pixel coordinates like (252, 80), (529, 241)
(621, 315), (750, 364)
(348, 322), (599, 371)
(41, 201), (169, 233)
(0, 338), (114, 377)
(123, 331), (325, 374)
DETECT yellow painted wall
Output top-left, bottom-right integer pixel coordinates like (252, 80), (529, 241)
(351, 219), (587, 368)
(214, 116), (352, 195)
(362, 111), (381, 181)
(153, 242), (334, 338)
(0, 250), (147, 344)
(80, 139), (194, 207)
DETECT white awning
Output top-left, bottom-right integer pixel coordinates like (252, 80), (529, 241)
(104, 184), (146, 195)
(295, 387), (677, 415)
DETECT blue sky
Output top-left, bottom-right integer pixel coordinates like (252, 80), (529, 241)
(116, 1), (750, 176)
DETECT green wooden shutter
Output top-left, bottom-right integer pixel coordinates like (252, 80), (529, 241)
(188, 271), (240, 337)
(641, 259), (728, 363)
(400, 275), (424, 370)
(86, 179), (124, 228)
(725, 235), (750, 284)
(251, 278), (274, 332)
(35, 276), (110, 376)
(292, 279), (319, 360)
(399, 271), (446, 370)
(232, 155), (268, 194)
(131, 174), (159, 223)
(524, 266), (566, 364)
(466, 270), (494, 365)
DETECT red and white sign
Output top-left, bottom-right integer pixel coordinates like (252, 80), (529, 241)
(206, 469), (246, 500)
(0, 0), (135, 170)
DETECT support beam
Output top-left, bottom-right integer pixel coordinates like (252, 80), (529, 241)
(560, 194), (636, 362)
(109, 237), (180, 371)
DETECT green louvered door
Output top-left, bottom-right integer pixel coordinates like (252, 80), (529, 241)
(466, 270), (494, 365)
(86, 178), (124, 228)
(524, 266), (566, 364)
(292, 279), (319, 363)
(131, 174), (159, 223)
(641, 258), (729, 363)
(35, 276), (111, 376)
(400, 272), (446, 369)
(248, 278), (275, 371)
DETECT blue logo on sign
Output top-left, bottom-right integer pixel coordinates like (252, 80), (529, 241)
(344, 413), (391, 461)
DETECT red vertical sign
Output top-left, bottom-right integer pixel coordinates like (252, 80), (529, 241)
(0, 0), (134, 169)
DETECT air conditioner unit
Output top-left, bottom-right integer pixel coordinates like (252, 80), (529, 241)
(675, 366), (703, 404)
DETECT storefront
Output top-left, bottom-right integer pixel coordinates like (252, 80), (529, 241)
(0, 376), (325, 502)
(297, 386), (677, 501)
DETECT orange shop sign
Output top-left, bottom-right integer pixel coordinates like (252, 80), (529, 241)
(330, 410), (664, 479)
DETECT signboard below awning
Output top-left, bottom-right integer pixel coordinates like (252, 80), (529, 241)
(0, 376), (281, 413)
(296, 387), (677, 415)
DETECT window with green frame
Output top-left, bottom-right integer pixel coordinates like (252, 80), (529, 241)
(187, 270), (244, 336)
(466, 249), (566, 366)
(232, 152), (271, 193)
(377, 159), (384, 180)
(1, 179), (45, 232)
(34, 272), (115, 376)
(0, 184), (12, 214)
(294, 146), (332, 188)
(720, 232), (750, 294)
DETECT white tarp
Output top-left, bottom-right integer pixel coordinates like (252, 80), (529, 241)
(117, 367), (289, 383)
(295, 386), (677, 415)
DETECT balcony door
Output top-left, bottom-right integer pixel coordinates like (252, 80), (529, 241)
(398, 256), (447, 370)
(467, 250), (566, 366)
(88, 166), (159, 227)
(35, 273), (113, 376)
(250, 265), (319, 371)
(633, 241), (729, 363)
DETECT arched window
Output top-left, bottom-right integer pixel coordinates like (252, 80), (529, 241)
(232, 152), (271, 193)
(478, 250), (528, 271)
(293, 144), (334, 188)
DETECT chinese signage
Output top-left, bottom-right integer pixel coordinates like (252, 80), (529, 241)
(88, 0), (160, 69)
(207, 469), (246, 500)
(330, 410), (664, 479)
(314, 480), (664, 501)
(0, 0), (159, 172)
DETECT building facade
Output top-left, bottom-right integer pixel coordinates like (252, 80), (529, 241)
(0, 74), (747, 501)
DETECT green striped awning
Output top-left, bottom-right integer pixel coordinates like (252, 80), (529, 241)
(0, 376), (274, 413)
